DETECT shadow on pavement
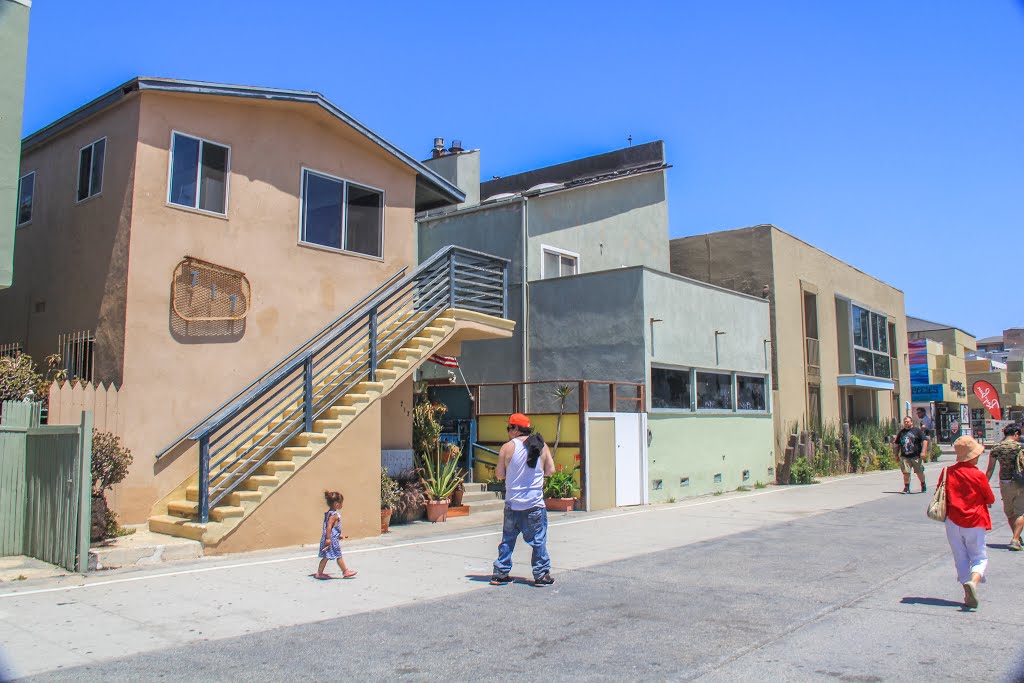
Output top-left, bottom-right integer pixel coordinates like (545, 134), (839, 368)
(900, 596), (968, 610)
(465, 573), (533, 586)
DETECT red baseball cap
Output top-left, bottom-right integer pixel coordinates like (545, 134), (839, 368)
(508, 413), (531, 428)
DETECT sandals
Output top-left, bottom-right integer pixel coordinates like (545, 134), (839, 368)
(962, 582), (979, 609)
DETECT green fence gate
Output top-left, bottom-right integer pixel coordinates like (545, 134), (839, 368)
(0, 401), (92, 572)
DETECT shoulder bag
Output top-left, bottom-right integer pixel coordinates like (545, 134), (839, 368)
(926, 467), (947, 522)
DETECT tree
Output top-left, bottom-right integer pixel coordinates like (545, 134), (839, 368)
(551, 384), (574, 457)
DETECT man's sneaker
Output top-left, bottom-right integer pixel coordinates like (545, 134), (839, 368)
(489, 573), (512, 586)
(921, 483), (927, 493)
(1009, 539), (1022, 552)
(533, 573), (555, 587)
(902, 484), (910, 494)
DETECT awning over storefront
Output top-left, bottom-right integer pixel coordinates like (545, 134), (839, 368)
(837, 375), (895, 391)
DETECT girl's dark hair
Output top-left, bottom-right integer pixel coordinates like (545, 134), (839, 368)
(525, 433), (546, 468)
(324, 490), (343, 506)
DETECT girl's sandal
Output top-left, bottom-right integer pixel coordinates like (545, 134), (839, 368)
(342, 570), (358, 579)
(314, 573), (331, 580)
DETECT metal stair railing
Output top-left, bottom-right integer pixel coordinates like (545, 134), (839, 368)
(164, 246), (508, 523)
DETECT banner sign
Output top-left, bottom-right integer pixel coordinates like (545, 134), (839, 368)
(909, 339), (929, 386)
(912, 384), (943, 402)
(972, 380), (1002, 420)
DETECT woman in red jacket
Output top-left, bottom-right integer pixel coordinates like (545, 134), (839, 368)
(945, 435), (996, 608)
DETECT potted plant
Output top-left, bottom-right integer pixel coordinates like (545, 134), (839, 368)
(418, 447), (465, 523)
(391, 470), (426, 525)
(544, 465), (578, 512)
(450, 480), (465, 507)
(380, 467), (400, 533)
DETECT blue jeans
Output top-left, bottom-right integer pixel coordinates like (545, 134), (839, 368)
(493, 505), (550, 579)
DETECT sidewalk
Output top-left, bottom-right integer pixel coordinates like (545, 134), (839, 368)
(0, 465), (946, 680)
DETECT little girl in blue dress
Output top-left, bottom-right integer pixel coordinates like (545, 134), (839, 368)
(315, 490), (357, 579)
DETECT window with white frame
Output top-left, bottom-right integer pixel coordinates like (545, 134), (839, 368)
(697, 371), (733, 410)
(736, 374), (767, 411)
(17, 171), (34, 226)
(300, 169), (384, 258)
(77, 138), (106, 202)
(541, 246), (578, 279)
(168, 132), (230, 215)
(852, 304), (891, 379)
(652, 366), (692, 410)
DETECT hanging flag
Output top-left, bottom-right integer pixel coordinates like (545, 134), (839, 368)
(972, 380), (1002, 420)
(428, 354), (459, 369)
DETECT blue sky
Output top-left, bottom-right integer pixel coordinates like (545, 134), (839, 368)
(21, 1), (1023, 338)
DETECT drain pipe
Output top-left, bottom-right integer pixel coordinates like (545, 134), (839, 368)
(521, 195), (529, 409)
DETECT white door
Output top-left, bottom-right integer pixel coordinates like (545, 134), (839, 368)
(614, 413), (644, 507)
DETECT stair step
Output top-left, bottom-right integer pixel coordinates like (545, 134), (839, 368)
(381, 358), (411, 371)
(228, 490), (263, 506)
(276, 446), (314, 461)
(422, 326), (447, 337)
(462, 483), (487, 493)
(355, 381), (386, 393)
(210, 506), (245, 522)
(375, 368), (400, 380)
(465, 499), (506, 513)
(242, 475), (282, 490)
(339, 393), (371, 406)
(291, 432), (328, 447)
(258, 460), (296, 475)
(314, 418), (349, 432)
(393, 348), (424, 360)
(168, 500), (199, 517)
(148, 514), (207, 541)
(325, 406), (358, 419)
(462, 491), (501, 504)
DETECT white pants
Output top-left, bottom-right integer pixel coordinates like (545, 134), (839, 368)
(944, 519), (988, 584)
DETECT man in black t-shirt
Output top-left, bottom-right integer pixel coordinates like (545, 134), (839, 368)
(894, 416), (928, 494)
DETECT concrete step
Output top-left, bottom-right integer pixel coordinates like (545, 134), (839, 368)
(147, 515), (207, 542)
(465, 499), (506, 513)
(462, 491), (501, 504)
(462, 482), (487, 493)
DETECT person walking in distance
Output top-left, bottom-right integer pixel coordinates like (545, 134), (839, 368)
(894, 416), (929, 494)
(490, 413), (556, 587)
(984, 424), (1024, 551)
(944, 436), (995, 609)
(315, 491), (357, 580)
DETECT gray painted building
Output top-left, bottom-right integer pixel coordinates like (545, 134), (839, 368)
(0, 0), (31, 289)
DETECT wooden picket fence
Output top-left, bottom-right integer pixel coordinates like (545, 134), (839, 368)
(48, 381), (122, 434)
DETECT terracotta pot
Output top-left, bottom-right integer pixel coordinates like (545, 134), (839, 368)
(381, 509), (393, 533)
(545, 497), (576, 512)
(425, 500), (450, 523)
(450, 486), (464, 507)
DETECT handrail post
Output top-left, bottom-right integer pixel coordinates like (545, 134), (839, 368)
(501, 260), (508, 319)
(303, 357), (314, 433)
(368, 306), (378, 382)
(448, 252), (457, 308)
(199, 436), (210, 523)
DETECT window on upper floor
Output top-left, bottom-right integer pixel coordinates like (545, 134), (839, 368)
(17, 171), (34, 226)
(168, 132), (230, 215)
(300, 168), (384, 258)
(852, 304), (891, 379)
(77, 138), (105, 202)
(652, 366), (692, 410)
(541, 246), (578, 279)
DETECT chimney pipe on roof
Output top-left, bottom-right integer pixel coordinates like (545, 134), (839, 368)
(448, 139), (464, 154)
(432, 137), (446, 158)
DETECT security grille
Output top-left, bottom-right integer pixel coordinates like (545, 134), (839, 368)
(0, 342), (24, 359)
(172, 257), (251, 323)
(57, 330), (95, 382)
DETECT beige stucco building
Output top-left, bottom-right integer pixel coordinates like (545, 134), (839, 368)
(0, 78), (513, 550)
(670, 225), (910, 457)
(905, 317), (975, 443)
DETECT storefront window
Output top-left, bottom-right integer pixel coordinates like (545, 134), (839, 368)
(697, 372), (733, 410)
(852, 304), (891, 379)
(736, 375), (767, 411)
(652, 367), (691, 410)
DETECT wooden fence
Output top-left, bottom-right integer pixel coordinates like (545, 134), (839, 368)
(0, 401), (92, 572)
(48, 381), (122, 434)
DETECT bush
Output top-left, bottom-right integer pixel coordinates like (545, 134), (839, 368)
(0, 353), (64, 407)
(90, 430), (133, 541)
(790, 458), (816, 485)
(877, 452), (897, 470)
(543, 466), (578, 499)
(849, 435), (865, 472)
(380, 467), (400, 511)
(390, 469), (426, 524)
(927, 442), (942, 463)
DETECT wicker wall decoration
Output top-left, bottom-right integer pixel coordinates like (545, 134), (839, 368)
(171, 257), (251, 322)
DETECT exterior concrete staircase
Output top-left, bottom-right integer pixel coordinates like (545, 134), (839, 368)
(148, 307), (513, 545)
(460, 482), (504, 513)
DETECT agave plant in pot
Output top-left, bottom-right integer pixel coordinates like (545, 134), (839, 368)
(544, 465), (578, 512)
(380, 467), (400, 533)
(418, 447), (465, 523)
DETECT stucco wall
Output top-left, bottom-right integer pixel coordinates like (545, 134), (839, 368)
(115, 91), (419, 521)
(528, 268), (646, 385)
(0, 0), (30, 289)
(527, 172), (670, 280)
(648, 413), (774, 502)
(0, 96), (139, 381)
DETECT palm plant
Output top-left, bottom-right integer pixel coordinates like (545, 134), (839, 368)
(551, 384), (574, 456)
(418, 446), (465, 502)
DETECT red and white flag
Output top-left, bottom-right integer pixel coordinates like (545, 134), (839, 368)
(428, 354), (459, 369)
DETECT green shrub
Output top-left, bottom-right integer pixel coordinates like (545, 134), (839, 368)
(754, 481), (767, 489)
(544, 466), (578, 499)
(849, 435), (865, 472)
(790, 458), (816, 485)
(380, 467), (400, 511)
(0, 353), (64, 407)
(90, 430), (133, 541)
(877, 452), (897, 470)
(927, 442), (942, 463)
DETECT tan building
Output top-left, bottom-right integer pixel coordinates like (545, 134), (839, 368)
(905, 317), (975, 443)
(670, 225), (910, 456)
(0, 78), (512, 551)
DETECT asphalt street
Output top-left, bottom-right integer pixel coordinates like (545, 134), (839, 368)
(3, 466), (1023, 682)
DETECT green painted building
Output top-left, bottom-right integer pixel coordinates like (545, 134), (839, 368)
(0, 0), (31, 289)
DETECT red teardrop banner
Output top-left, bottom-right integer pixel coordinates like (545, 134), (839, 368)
(972, 380), (1002, 421)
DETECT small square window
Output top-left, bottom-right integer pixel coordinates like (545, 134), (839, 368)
(652, 479), (663, 490)
(77, 138), (105, 202)
(680, 477), (690, 487)
(742, 469), (750, 481)
(541, 246), (578, 279)
(714, 473), (723, 484)
(17, 171), (34, 226)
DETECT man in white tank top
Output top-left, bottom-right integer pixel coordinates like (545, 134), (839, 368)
(491, 413), (556, 586)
